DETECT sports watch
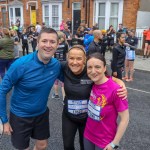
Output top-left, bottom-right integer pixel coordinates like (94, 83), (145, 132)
(110, 142), (119, 149)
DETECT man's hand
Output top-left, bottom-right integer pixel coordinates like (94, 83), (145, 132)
(4, 122), (13, 135)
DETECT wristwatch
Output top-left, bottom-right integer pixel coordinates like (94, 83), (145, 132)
(110, 142), (119, 149)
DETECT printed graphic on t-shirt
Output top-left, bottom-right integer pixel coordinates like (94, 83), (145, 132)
(88, 90), (107, 121)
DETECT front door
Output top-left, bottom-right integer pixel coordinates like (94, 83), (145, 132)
(30, 6), (36, 26)
(73, 3), (81, 34)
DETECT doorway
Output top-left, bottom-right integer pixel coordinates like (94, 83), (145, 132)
(72, 3), (81, 34)
(30, 6), (36, 26)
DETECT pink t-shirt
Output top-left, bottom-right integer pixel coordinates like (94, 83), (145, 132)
(84, 77), (128, 148)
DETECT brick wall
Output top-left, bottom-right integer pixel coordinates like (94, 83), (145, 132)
(62, 0), (94, 28)
(123, 0), (140, 30)
(0, 0), (140, 30)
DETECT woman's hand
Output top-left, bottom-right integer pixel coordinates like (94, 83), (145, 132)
(112, 77), (128, 99)
(117, 85), (127, 100)
(103, 144), (113, 150)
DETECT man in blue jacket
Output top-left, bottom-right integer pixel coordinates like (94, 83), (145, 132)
(0, 28), (62, 150)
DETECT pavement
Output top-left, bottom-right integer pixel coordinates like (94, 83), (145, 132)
(105, 51), (150, 72)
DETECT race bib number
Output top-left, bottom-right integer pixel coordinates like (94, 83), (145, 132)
(68, 100), (88, 115)
(88, 100), (101, 121)
(126, 50), (135, 60)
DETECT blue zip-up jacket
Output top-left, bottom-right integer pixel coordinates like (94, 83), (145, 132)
(83, 34), (94, 52)
(0, 51), (62, 123)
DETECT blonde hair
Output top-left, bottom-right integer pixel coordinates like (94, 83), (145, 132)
(57, 31), (66, 43)
(3, 28), (10, 37)
(68, 45), (86, 55)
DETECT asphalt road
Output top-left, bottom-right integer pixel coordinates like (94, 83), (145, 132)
(0, 69), (150, 150)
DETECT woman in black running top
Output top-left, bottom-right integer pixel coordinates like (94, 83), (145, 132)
(61, 45), (127, 150)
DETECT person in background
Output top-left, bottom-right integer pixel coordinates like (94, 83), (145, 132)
(60, 19), (65, 31)
(66, 18), (72, 32)
(0, 28), (14, 79)
(107, 25), (116, 52)
(52, 31), (69, 100)
(84, 52), (129, 150)
(143, 27), (150, 58)
(123, 29), (138, 82)
(92, 23), (99, 30)
(75, 26), (85, 46)
(111, 32), (126, 80)
(29, 27), (38, 52)
(117, 23), (126, 33)
(84, 28), (94, 52)
(36, 22), (42, 34)
(10, 30), (20, 60)
(63, 24), (72, 47)
(101, 30), (108, 57)
(42, 22), (47, 30)
(87, 30), (103, 56)
(21, 28), (29, 56)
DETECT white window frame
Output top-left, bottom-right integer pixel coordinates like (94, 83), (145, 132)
(94, 0), (123, 30)
(42, 3), (62, 30)
(9, 6), (23, 26)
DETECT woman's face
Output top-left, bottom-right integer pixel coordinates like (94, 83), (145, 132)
(87, 57), (106, 84)
(80, 27), (84, 32)
(67, 48), (86, 75)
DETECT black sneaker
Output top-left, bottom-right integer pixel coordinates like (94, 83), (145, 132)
(52, 94), (60, 99)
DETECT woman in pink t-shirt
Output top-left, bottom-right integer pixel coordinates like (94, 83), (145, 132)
(84, 52), (129, 150)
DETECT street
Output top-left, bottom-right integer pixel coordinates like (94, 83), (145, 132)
(0, 63), (150, 149)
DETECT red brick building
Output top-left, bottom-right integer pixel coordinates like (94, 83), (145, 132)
(0, 0), (140, 32)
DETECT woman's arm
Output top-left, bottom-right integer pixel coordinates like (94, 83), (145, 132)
(104, 109), (129, 150)
(112, 77), (127, 99)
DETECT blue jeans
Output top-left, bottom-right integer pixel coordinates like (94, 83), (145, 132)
(0, 59), (14, 78)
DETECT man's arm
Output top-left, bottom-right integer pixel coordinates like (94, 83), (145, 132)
(0, 61), (23, 123)
(111, 47), (118, 77)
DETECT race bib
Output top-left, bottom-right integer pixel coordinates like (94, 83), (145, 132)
(126, 49), (135, 60)
(68, 100), (88, 115)
(88, 100), (101, 121)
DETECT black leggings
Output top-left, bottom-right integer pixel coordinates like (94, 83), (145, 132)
(62, 111), (86, 150)
(84, 138), (103, 150)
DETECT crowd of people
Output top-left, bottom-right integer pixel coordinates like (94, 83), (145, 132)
(0, 19), (149, 150)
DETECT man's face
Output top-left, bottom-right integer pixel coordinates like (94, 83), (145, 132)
(119, 24), (123, 29)
(37, 32), (58, 64)
(64, 24), (68, 30)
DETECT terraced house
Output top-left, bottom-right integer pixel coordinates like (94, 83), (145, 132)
(0, 0), (145, 32)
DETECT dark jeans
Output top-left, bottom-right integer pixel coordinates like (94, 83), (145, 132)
(31, 41), (37, 52)
(22, 44), (29, 55)
(112, 67), (123, 80)
(0, 59), (14, 78)
(116, 67), (123, 80)
(62, 111), (86, 150)
(84, 138), (103, 150)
